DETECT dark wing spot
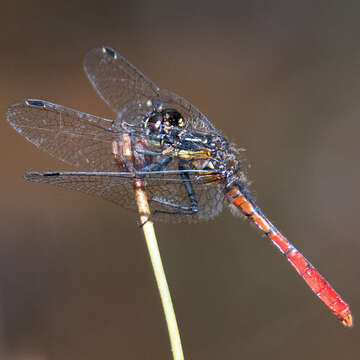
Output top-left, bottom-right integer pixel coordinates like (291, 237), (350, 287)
(25, 99), (45, 108)
(102, 46), (117, 59)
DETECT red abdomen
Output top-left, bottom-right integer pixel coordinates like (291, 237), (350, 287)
(225, 184), (352, 327)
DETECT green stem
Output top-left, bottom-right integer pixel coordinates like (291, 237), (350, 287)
(135, 183), (184, 360)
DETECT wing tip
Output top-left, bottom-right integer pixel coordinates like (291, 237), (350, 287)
(6, 98), (49, 135)
(6, 98), (46, 116)
(84, 45), (117, 64)
(24, 99), (46, 108)
(101, 46), (117, 59)
(6, 99), (27, 129)
(25, 172), (59, 182)
(24, 172), (40, 181)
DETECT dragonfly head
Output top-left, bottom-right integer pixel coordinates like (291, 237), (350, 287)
(144, 108), (185, 138)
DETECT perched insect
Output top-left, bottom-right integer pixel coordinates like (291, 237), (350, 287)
(7, 46), (353, 327)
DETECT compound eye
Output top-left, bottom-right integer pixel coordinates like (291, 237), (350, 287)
(162, 109), (185, 127)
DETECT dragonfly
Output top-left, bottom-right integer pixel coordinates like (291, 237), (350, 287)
(7, 46), (352, 327)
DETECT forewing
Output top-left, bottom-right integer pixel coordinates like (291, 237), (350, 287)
(83, 46), (160, 114)
(6, 99), (128, 171)
(84, 46), (219, 134)
(25, 171), (224, 223)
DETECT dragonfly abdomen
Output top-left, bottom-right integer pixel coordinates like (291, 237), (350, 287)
(225, 183), (353, 327)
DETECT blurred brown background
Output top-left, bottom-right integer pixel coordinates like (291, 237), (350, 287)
(1, 1), (360, 359)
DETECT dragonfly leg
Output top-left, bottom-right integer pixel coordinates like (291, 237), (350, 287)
(151, 161), (199, 217)
(117, 152), (138, 173)
(134, 147), (164, 156)
(139, 155), (172, 172)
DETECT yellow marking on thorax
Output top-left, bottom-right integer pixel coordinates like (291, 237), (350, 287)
(176, 149), (210, 160)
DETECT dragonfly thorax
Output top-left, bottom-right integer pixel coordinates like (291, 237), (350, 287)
(171, 129), (241, 180)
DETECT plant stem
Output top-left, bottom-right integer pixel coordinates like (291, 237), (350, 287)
(134, 179), (184, 360)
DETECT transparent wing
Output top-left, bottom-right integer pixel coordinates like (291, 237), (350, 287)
(158, 88), (218, 133)
(6, 99), (128, 171)
(25, 171), (224, 223)
(83, 46), (160, 114)
(84, 46), (219, 134)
